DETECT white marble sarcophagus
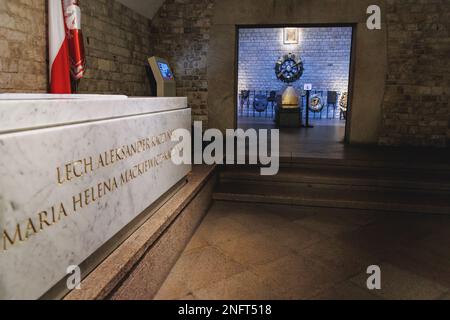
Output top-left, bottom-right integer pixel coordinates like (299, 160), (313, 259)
(0, 95), (191, 300)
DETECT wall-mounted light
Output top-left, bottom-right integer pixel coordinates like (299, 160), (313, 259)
(284, 28), (299, 44)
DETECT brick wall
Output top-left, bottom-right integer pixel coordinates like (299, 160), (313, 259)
(0, 0), (153, 96)
(379, 0), (450, 147)
(151, 0), (450, 147)
(150, 0), (215, 125)
(238, 27), (353, 95)
(0, 0), (47, 92)
(78, 0), (152, 96)
(2, 0), (449, 147)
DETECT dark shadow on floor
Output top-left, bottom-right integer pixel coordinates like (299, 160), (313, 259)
(156, 201), (450, 300)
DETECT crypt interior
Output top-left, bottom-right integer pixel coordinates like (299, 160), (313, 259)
(0, 0), (450, 301)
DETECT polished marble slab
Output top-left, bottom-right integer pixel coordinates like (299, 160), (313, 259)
(0, 96), (188, 134)
(0, 93), (128, 100)
(0, 97), (191, 299)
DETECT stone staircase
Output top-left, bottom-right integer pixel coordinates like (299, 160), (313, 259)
(213, 159), (450, 215)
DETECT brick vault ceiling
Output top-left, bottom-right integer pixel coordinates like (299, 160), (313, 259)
(116, 0), (165, 19)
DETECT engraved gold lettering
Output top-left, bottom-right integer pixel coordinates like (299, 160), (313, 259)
(73, 160), (84, 178)
(97, 153), (106, 169)
(59, 203), (68, 219)
(130, 143), (137, 156)
(4, 130), (179, 252)
(116, 148), (124, 161)
(3, 224), (23, 250)
(112, 177), (119, 191)
(24, 218), (37, 240)
(73, 193), (83, 212)
(65, 162), (74, 181)
(57, 167), (66, 185)
(105, 179), (113, 193)
(120, 172), (128, 185)
(84, 189), (91, 206)
(84, 157), (93, 174)
(97, 182), (104, 199)
(39, 211), (52, 230)
(109, 149), (116, 165)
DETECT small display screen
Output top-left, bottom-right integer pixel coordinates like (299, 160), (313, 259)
(158, 62), (174, 80)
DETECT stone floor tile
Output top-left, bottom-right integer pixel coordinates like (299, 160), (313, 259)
(250, 254), (344, 300)
(154, 276), (191, 300)
(214, 233), (293, 267)
(163, 246), (247, 293)
(194, 270), (283, 300)
(156, 202), (450, 300)
(195, 216), (255, 246)
(337, 217), (434, 259)
(226, 211), (291, 235)
(254, 204), (317, 222)
(383, 239), (450, 288)
(258, 222), (325, 253)
(178, 293), (198, 300)
(309, 281), (380, 300)
(294, 212), (362, 237)
(184, 234), (210, 254)
(350, 263), (448, 300)
(300, 239), (380, 279)
(440, 292), (450, 300)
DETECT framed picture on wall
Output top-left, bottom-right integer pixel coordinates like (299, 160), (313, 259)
(284, 28), (299, 44)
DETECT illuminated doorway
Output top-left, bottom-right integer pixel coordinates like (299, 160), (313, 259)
(236, 25), (354, 150)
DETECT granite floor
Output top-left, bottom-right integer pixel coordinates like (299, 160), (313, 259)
(155, 201), (450, 300)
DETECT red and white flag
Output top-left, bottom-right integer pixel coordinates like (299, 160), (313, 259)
(48, 0), (72, 93)
(63, 0), (86, 80)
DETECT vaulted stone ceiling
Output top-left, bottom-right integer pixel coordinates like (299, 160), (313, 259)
(116, 0), (165, 19)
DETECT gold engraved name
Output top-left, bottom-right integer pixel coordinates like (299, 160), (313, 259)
(2, 203), (68, 251)
(72, 177), (119, 212)
(1, 148), (175, 252)
(56, 131), (173, 186)
(57, 157), (94, 184)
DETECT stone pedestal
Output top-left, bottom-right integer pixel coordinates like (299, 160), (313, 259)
(277, 106), (301, 128)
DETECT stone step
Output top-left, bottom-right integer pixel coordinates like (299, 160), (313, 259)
(220, 166), (450, 193)
(213, 181), (450, 215)
(282, 156), (450, 172)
